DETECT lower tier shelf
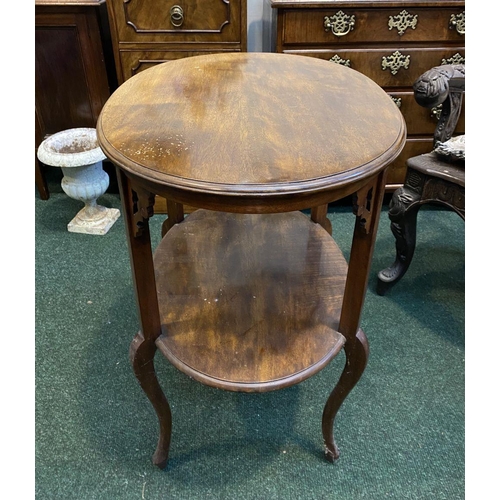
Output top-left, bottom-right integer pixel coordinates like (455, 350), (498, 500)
(154, 209), (348, 392)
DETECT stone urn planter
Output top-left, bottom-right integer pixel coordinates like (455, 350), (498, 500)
(37, 128), (120, 235)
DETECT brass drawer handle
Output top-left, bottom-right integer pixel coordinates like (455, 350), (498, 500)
(449, 11), (465, 35)
(388, 10), (418, 36)
(170, 5), (184, 28)
(381, 50), (411, 75)
(324, 11), (355, 37)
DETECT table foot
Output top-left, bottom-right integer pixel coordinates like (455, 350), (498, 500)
(324, 441), (340, 462)
(130, 332), (172, 470)
(321, 328), (369, 462)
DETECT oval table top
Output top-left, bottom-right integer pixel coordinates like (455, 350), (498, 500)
(97, 53), (405, 200)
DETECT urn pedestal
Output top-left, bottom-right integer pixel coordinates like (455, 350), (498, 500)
(37, 128), (120, 235)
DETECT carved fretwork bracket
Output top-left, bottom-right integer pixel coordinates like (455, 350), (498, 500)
(352, 182), (375, 234)
(132, 187), (156, 237)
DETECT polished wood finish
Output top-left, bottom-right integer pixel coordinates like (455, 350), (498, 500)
(98, 53), (405, 208)
(270, 0), (465, 189)
(35, 0), (114, 198)
(105, 0), (247, 85)
(377, 64), (465, 295)
(97, 53), (406, 469)
(155, 210), (347, 391)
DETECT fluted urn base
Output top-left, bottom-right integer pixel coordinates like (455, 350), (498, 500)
(37, 128), (120, 235)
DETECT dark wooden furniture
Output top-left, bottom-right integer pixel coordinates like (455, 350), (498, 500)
(97, 53), (406, 469)
(377, 64), (464, 295)
(105, 0), (248, 85)
(269, 0), (465, 189)
(35, 0), (115, 199)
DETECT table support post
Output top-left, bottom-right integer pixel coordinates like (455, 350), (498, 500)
(116, 167), (173, 469)
(311, 203), (332, 235)
(322, 168), (388, 462)
(162, 199), (185, 237)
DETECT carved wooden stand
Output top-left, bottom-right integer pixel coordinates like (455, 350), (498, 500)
(377, 63), (465, 295)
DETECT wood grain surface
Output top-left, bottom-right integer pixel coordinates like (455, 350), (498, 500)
(154, 210), (347, 392)
(97, 52), (405, 199)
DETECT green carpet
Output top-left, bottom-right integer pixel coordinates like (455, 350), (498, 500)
(35, 170), (464, 499)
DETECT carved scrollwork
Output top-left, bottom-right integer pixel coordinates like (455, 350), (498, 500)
(387, 181), (422, 240)
(132, 187), (156, 238)
(328, 54), (351, 67)
(413, 64), (465, 144)
(388, 10), (418, 36)
(324, 11), (356, 37)
(422, 178), (465, 215)
(381, 50), (411, 75)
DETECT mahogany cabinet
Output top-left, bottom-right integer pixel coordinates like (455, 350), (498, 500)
(269, 0), (465, 188)
(105, 0), (248, 85)
(35, 0), (116, 198)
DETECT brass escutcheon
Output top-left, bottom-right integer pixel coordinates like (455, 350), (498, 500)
(441, 53), (465, 66)
(328, 54), (351, 67)
(381, 50), (411, 75)
(388, 10), (418, 36)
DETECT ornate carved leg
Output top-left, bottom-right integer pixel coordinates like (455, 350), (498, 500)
(322, 169), (386, 461)
(116, 168), (173, 469)
(311, 203), (332, 235)
(377, 169), (424, 295)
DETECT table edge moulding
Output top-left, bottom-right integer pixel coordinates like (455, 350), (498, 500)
(96, 52), (406, 470)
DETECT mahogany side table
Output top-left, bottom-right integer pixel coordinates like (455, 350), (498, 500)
(97, 53), (406, 470)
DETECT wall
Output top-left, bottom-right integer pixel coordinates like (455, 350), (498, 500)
(247, 0), (274, 52)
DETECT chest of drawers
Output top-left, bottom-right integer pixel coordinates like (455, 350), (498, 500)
(270, 0), (465, 188)
(106, 0), (247, 85)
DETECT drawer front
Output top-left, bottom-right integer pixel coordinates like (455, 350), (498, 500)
(388, 92), (465, 136)
(283, 7), (465, 45)
(109, 0), (242, 43)
(285, 47), (465, 89)
(119, 50), (238, 79)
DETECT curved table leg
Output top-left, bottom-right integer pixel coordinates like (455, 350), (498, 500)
(130, 332), (172, 469)
(115, 167), (172, 469)
(323, 169), (386, 462)
(377, 185), (421, 295)
(322, 329), (369, 461)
